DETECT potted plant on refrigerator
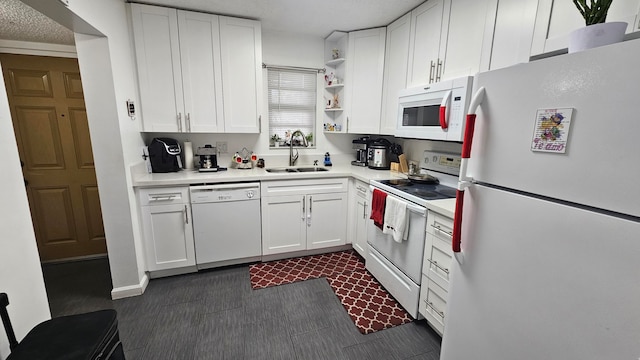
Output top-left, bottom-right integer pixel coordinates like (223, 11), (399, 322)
(569, 0), (627, 53)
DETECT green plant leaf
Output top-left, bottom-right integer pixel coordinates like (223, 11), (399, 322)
(573, 0), (613, 25)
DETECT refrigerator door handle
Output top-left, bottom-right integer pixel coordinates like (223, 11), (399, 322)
(452, 189), (465, 253)
(439, 90), (452, 130)
(453, 87), (485, 253)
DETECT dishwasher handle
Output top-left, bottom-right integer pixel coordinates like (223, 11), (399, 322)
(191, 183), (260, 192)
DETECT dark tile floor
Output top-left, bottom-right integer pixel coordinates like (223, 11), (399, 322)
(42, 258), (442, 360)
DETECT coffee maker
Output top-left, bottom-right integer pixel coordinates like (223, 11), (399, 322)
(351, 137), (370, 167)
(196, 144), (218, 172)
(148, 137), (182, 173)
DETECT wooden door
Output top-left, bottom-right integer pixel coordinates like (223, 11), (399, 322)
(0, 54), (106, 261)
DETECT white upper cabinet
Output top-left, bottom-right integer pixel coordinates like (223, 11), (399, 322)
(219, 16), (262, 133)
(406, 0), (493, 87)
(131, 4), (185, 132)
(177, 11), (224, 132)
(531, 0), (640, 56)
(131, 4), (262, 133)
(344, 27), (386, 134)
(440, 0), (494, 80)
(487, 0), (538, 71)
(406, 0), (446, 87)
(380, 13), (411, 135)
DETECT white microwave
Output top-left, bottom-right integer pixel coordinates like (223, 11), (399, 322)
(396, 76), (473, 141)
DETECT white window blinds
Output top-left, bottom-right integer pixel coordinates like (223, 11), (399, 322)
(267, 69), (316, 147)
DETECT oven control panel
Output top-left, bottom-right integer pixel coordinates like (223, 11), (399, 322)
(422, 151), (461, 176)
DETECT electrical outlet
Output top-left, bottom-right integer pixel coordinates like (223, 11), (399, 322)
(216, 141), (227, 154)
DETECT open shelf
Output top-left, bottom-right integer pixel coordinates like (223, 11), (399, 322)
(326, 58), (345, 66)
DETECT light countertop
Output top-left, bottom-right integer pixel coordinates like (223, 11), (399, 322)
(132, 163), (405, 187)
(424, 198), (456, 218)
(133, 163), (457, 216)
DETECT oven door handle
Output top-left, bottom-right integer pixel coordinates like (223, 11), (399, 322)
(368, 186), (427, 216)
(406, 203), (427, 216)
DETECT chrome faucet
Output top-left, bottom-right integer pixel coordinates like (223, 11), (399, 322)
(289, 130), (308, 166)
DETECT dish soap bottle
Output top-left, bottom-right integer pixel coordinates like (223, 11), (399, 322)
(324, 152), (332, 166)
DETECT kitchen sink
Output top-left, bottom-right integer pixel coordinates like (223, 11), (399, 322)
(295, 167), (329, 172)
(265, 168), (298, 173)
(265, 167), (329, 173)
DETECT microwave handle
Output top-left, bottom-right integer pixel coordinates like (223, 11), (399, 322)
(439, 90), (452, 130)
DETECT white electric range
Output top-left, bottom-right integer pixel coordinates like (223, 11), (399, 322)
(367, 151), (460, 318)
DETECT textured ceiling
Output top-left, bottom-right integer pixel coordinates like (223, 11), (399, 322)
(142, 0), (423, 37)
(0, 0), (423, 46)
(0, 0), (76, 45)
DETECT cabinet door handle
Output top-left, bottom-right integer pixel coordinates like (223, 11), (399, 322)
(177, 113), (183, 132)
(258, 115), (262, 132)
(308, 196), (312, 226)
(429, 60), (435, 83)
(302, 196), (306, 220)
(184, 205), (189, 224)
(186, 113), (191, 132)
(346, 117), (349, 133)
(432, 224), (453, 237)
(436, 59), (443, 82)
(363, 202), (367, 219)
(426, 301), (445, 319)
(427, 259), (449, 274)
(150, 195), (175, 202)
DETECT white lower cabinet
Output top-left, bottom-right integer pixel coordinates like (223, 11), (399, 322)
(419, 210), (454, 335)
(419, 274), (447, 335)
(138, 187), (195, 273)
(261, 179), (348, 256)
(348, 179), (369, 259)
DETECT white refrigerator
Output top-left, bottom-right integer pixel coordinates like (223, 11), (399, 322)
(441, 39), (640, 359)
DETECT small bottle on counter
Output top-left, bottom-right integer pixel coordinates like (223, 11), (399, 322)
(324, 152), (332, 166)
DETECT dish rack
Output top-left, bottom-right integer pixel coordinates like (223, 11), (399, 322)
(233, 147), (257, 169)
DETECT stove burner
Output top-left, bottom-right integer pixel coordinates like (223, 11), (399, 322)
(438, 187), (458, 198)
(411, 189), (439, 198)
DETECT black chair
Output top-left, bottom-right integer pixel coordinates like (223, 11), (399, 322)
(0, 293), (125, 359)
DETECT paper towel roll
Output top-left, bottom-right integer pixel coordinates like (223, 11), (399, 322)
(183, 141), (194, 170)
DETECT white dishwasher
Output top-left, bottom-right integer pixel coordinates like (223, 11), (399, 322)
(190, 182), (262, 270)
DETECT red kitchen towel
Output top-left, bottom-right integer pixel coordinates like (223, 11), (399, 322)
(369, 189), (387, 230)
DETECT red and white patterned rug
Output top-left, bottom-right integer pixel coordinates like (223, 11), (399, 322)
(249, 250), (365, 289)
(249, 250), (413, 334)
(326, 269), (413, 334)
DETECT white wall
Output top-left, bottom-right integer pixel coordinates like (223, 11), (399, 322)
(143, 30), (356, 168)
(68, 0), (148, 297)
(0, 67), (50, 358)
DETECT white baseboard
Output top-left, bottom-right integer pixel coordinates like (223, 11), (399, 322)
(110, 273), (149, 300)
